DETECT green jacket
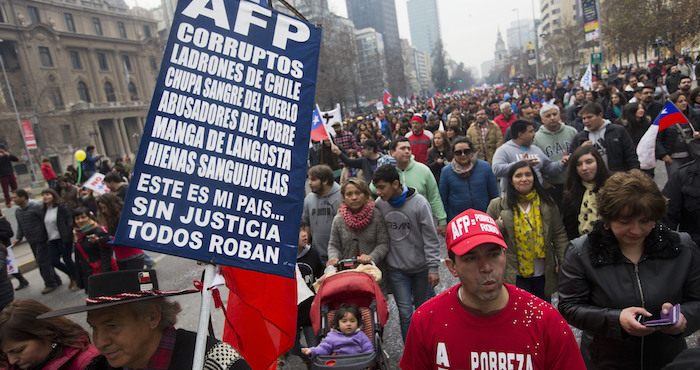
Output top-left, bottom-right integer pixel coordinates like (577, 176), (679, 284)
(487, 195), (568, 296)
(371, 157), (447, 225)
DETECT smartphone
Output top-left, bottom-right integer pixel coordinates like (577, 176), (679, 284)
(643, 304), (681, 327)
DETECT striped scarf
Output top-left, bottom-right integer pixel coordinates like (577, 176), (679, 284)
(341, 201), (374, 231)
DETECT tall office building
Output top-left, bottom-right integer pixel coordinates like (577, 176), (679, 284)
(406, 0), (441, 55)
(539, 0), (577, 35)
(346, 0), (406, 96)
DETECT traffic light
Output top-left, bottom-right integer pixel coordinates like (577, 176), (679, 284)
(459, 79), (462, 83)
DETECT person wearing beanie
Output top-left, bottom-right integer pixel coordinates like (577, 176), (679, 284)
(406, 115), (432, 164)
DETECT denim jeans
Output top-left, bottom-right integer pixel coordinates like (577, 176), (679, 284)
(49, 239), (76, 279)
(389, 268), (429, 341)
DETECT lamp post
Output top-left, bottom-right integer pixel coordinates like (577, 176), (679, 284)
(531, 0), (540, 79)
(0, 39), (38, 183)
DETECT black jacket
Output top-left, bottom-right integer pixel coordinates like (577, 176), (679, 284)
(15, 201), (47, 244)
(570, 123), (640, 172)
(655, 117), (700, 160)
(663, 160), (700, 246)
(559, 223), (700, 370)
(44, 203), (74, 244)
(0, 216), (13, 310)
(0, 153), (18, 177)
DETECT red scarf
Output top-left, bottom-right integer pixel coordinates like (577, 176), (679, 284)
(341, 201), (374, 231)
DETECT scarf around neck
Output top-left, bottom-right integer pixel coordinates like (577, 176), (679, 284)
(388, 186), (409, 208)
(451, 158), (476, 176)
(578, 181), (598, 236)
(341, 201), (375, 231)
(513, 190), (545, 277)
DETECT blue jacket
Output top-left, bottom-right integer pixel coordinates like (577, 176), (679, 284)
(439, 160), (499, 220)
(310, 330), (374, 358)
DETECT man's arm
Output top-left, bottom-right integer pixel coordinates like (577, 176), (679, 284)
(423, 168), (447, 227)
(399, 311), (433, 370)
(544, 308), (587, 369)
(337, 152), (365, 169)
(491, 147), (513, 177)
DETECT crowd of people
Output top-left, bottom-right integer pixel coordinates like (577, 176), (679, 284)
(0, 56), (699, 369)
(300, 57), (700, 368)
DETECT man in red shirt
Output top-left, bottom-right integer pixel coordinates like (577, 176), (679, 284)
(406, 116), (432, 164)
(400, 209), (585, 370)
(493, 102), (516, 136)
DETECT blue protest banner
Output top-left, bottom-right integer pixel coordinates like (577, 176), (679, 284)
(114, 0), (321, 279)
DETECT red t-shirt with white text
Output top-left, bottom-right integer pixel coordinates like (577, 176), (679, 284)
(400, 283), (585, 370)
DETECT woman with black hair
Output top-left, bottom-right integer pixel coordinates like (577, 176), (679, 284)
(605, 92), (627, 121)
(615, 102), (651, 146)
(486, 161), (568, 302)
(561, 146), (611, 240)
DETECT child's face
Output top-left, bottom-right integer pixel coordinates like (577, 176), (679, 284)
(298, 229), (309, 250)
(338, 312), (358, 335)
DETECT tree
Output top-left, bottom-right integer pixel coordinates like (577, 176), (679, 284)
(602, 0), (700, 62)
(448, 63), (474, 90)
(431, 39), (449, 92)
(540, 21), (585, 78)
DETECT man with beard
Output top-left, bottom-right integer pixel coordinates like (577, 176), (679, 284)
(400, 209), (585, 370)
(678, 76), (692, 101)
(640, 84), (664, 121)
(466, 108), (502, 164)
(665, 65), (682, 94)
(302, 165), (342, 263)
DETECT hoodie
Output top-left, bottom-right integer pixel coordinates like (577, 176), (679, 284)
(532, 122), (578, 185)
(302, 182), (342, 262)
(492, 140), (565, 192)
(375, 188), (441, 274)
(370, 157), (447, 226)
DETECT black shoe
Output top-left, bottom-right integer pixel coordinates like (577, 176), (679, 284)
(15, 281), (29, 291)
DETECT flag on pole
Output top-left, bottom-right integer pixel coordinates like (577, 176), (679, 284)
(397, 96), (405, 107)
(637, 100), (692, 169)
(581, 63), (593, 91)
(383, 89), (391, 105)
(310, 107), (329, 141)
(410, 92), (415, 104)
(429, 95), (436, 110)
(319, 103), (342, 136)
(222, 267), (296, 370)
(376, 101), (384, 111)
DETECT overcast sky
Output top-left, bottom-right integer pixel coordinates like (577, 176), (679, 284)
(125, 0), (540, 76)
(328, 0), (540, 76)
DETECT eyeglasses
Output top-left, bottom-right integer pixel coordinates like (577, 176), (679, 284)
(454, 149), (471, 156)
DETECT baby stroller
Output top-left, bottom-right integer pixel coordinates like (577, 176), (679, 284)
(310, 259), (389, 369)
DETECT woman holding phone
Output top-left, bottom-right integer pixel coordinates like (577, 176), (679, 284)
(558, 170), (700, 369)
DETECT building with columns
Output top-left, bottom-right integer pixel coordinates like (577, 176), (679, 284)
(0, 0), (160, 186)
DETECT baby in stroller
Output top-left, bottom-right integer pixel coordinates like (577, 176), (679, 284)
(302, 303), (374, 358)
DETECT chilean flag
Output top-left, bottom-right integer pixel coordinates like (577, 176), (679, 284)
(383, 89), (391, 105)
(309, 107), (329, 141)
(637, 100), (693, 169)
(429, 94), (436, 110)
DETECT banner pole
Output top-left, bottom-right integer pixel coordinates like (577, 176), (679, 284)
(193, 264), (217, 370)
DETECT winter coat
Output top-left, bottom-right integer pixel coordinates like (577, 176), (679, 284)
(15, 201), (47, 244)
(425, 147), (452, 184)
(0, 245), (12, 312)
(493, 113), (516, 136)
(41, 162), (57, 181)
(663, 160), (700, 247)
(561, 187), (601, 240)
(655, 118), (700, 160)
(466, 120), (503, 163)
(73, 222), (116, 291)
(439, 160), (498, 219)
(309, 330), (374, 358)
(44, 203), (74, 244)
(5, 338), (99, 370)
(570, 123), (640, 172)
(0, 215), (12, 246)
(0, 153), (18, 177)
(486, 195), (568, 297)
(558, 223), (700, 370)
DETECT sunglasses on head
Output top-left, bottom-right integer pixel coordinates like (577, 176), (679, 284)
(454, 149), (471, 156)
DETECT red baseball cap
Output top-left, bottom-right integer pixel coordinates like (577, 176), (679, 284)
(446, 209), (507, 256)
